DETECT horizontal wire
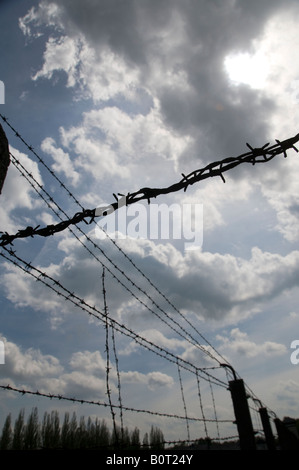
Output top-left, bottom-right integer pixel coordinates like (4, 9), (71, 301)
(0, 384), (233, 424)
(0, 113), (283, 418)
(8, 150), (224, 365)
(0, 248), (227, 388)
(0, 115), (298, 247)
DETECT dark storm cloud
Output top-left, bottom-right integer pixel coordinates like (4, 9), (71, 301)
(50, 0), (297, 166)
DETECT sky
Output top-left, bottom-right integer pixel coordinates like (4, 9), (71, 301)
(0, 0), (299, 446)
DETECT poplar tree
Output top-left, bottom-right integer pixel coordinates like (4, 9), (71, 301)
(24, 407), (40, 449)
(0, 413), (12, 449)
(12, 409), (25, 450)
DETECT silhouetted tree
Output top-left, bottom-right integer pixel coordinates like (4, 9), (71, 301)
(122, 426), (131, 448)
(60, 412), (71, 449)
(12, 409), (25, 450)
(50, 410), (60, 448)
(76, 416), (87, 449)
(41, 412), (52, 448)
(24, 407), (40, 449)
(131, 426), (141, 449)
(94, 418), (110, 448)
(0, 413), (12, 449)
(150, 425), (164, 450)
(69, 411), (78, 448)
(0, 407), (166, 450)
(143, 432), (149, 449)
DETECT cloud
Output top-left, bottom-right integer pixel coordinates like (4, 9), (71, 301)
(3, 225), (299, 333)
(217, 328), (287, 359)
(275, 379), (299, 411)
(255, 155), (299, 243)
(121, 370), (174, 391)
(0, 146), (44, 232)
(41, 136), (80, 186)
(0, 335), (63, 382)
(7, 0), (299, 430)
(20, 0), (299, 162)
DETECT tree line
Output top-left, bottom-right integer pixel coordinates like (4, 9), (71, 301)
(0, 407), (165, 450)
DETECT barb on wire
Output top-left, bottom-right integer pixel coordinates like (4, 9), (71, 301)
(177, 360), (190, 442)
(0, 384), (233, 424)
(102, 268), (120, 446)
(110, 320), (124, 440)
(8, 150), (225, 367)
(196, 371), (209, 439)
(0, 123), (298, 247)
(1, 117), (230, 367)
(0, 248), (227, 388)
(208, 377), (220, 440)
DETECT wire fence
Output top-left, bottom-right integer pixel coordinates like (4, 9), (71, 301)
(0, 114), (288, 448)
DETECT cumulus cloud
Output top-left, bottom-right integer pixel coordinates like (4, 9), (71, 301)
(0, 335), (63, 382)
(121, 370), (174, 391)
(20, 0), (299, 162)
(0, 146), (44, 233)
(5, 0), (299, 425)
(41, 136), (80, 186)
(2, 228), (299, 331)
(217, 328), (287, 359)
(275, 380), (299, 411)
(0, 334), (174, 401)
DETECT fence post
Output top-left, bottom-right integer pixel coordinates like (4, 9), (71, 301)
(274, 418), (299, 450)
(258, 407), (276, 450)
(0, 123), (10, 194)
(221, 364), (256, 450)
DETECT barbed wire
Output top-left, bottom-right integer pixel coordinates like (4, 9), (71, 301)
(0, 247), (227, 388)
(196, 371), (209, 439)
(7, 149), (225, 367)
(0, 114), (84, 210)
(111, 317), (124, 439)
(0, 114), (281, 432)
(1, 118), (298, 248)
(102, 267), (118, 444)
(177, 360), (190, 442)
(0, 384), (233, 424)
(2, 116), (297, 373)
(208, 377), (220, 440)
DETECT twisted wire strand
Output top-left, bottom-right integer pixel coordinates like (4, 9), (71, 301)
(6, 122), (229, 367)
(0, 384), (233, 424)
(208, 377), (220, 440)
(8, 149), (224, 366)
(0, 113), (298, 247)
(177, 360), (190, 442)
(0, 114), (281, 421)
(0, 248), (227, 388)
(110, 319), (124, 440)
(196, 371), (209, 439)
(102, 268), (118, 445)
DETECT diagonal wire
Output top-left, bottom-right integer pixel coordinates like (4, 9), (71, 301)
(0, 247), (227, 388)
(0, 114), (279, 418)
(0, 112), (298, 247)
(7, 149), (224, 366)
